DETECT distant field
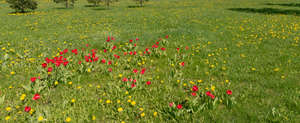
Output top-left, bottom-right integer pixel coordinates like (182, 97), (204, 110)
(0, 0), (299, 122)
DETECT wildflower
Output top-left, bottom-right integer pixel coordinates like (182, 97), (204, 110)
(139, 108), (144, 111)
(106, 100), (111, 104)
(10, 71), (15, 75)
(192, 85), (198, 92)
(140, 68), (146, 75)
(226, 90), (232, 95)
(169, 102), (174, 107)
(92, 115), (96, 120)
(71, 99), (76, 103)
(141, 113), (145, 117)
(5, 116), (10, 121)
(191, 92), (197, 96)
(20, 94), (26, 100)
(48, 67), (53, 72)
(24, 106), (31, 112)
(65, 117), (71, 122)
(32, 94), (41, 100)
(131, 101), (136, 106)
(55, 81), (59, 85)
(68, 81), (72, 85)
(6, 107), (12, 111)
(180, 62), (185, 66)
(118, 107), (123, 112)
(153, 112), (158, 117)
(38, 116), (44, 121)
(42, 63), (47, 68)
(146, 81), (151, 85)
(274, 68), (280, 72)
(161, 47), (166, 51)
(30, 77), (37, 82)
(177, 104), (182, 109)
(133, 69), (138, 73)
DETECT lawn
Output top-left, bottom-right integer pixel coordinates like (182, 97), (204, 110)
(0, 0), (299, 122)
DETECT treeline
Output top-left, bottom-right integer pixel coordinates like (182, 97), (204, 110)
(5, 0), (148, 13)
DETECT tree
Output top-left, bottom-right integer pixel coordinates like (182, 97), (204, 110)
(87, 0), (102, 7)
(104, 0), (113, 8)
(53, 0), (77, 8)
(6, 0), (38, 13)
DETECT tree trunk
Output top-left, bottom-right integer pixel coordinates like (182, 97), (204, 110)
(66, 0), (69, 8)
(140, 0), (143, 7)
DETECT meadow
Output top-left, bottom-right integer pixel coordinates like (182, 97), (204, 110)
(0, 0), (299, 122)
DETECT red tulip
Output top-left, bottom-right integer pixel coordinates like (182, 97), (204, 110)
(48, 67), (53, 72)
(192, 85), (198, 92)
(30, 77), (37, 82)
(32, 94), (40, 100)
(177, 104), (182, 109)
(226, 90), (232, 95)
(42, 63), (47, 68)
(146, 81), (151, 85)
(133, 69), (138, 73)
(191, 92), (197, 96)
(24, 106), (31, 112)
(169, 102), (174, 107)
(180, 62), (185, 66)
(161, 47), (166, 51)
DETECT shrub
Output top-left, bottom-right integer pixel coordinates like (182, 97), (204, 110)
(6, 0), (38, 13)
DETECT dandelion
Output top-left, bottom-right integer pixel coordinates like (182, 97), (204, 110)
(106, 100), (112, 104)
(10, 71), (15, 75)
(141, 113), (145, 117)
(38, 116), (44, 121)
(274, 68), (280, 72)
(5, 116), (10, 121)
(92, 115), (96, 120)
(54, 81), (59, 85)
(65, 117), (71, 122)
(118, 107), (123, 112)
(71, 99), (76, 103)
(68, 81), (72, 85)
(6, 107), (12, 111)
(131, 101), (136, 106)
(153, 112), (158, 117)
(139, 108), (144, 111)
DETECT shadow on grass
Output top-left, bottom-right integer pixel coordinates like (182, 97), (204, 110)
(54, 7), (72, 10)
(128, 5), (143, 8)
(228, 8), (300, 16)
(92, 7), (107, 11)
(265, 3), (300, 8)
(84, 5), (100, 7)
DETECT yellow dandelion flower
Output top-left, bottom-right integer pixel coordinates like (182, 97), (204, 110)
(87, 68), (91, 73)
(38, 116), (44, 121)
(65, 117), (71, 122)
(131, 101), (136, 106)
(251, 68), (256, 71)
(8, 85), (13, 89)
(117, 100), (120, 103)
(97, 85), (101, 88)
(5, 116), (10, 120)
(71, 99), (76, 103)
(118, 107), (123, 112)
(125, 91), (129, 95)
(139, 108), (144, 111)
(274, 68), (280, 72)
(54, 81), (59, 85)
(211, 85), (215, 91)
(92, 115), (96, 120)
(10, 71), (15, 75)
(119, 74), (123, 78)
(6, 107), (12, 111)
(153, 112), (158, 117)
(140, 113), (145, 117)
(68, 81), (72, 85)
(106, 100), (111, 104)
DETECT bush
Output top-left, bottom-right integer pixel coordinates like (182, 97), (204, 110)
(6, 0), (38, 13)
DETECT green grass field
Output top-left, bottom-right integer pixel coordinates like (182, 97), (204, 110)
(0, 0), (299, 122)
